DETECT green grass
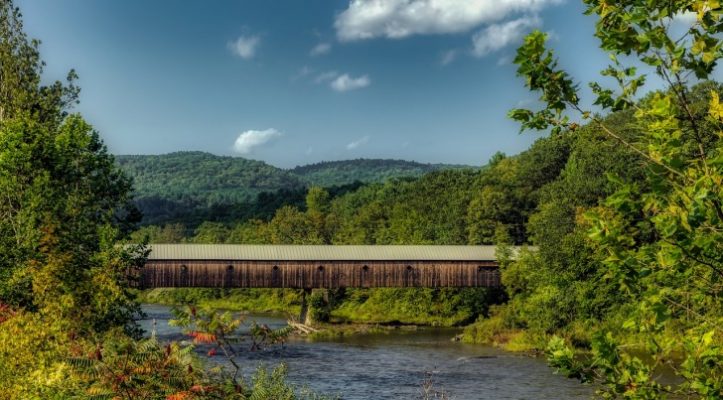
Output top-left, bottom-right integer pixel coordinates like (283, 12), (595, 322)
(137, 287), (492, 328)
(329, 288), (490, 327)
(137, 288), (302, 315)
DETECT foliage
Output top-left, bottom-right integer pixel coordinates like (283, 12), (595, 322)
(0, 2), (335, 398)
(0, 0), (143, 334)
(170, 305), (293, 365)
(137, 288), (303, 315)
(0, 0), (79, 126)
(330, 288), (495, 327)
(118, 152), (471, 226)
(418, 371), (450, 400)
(291, 158), (472, 187)
(68, 335), (202, 399)
(510, 0), (723, 397)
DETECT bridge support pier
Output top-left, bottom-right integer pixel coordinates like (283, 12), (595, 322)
(299, 288), (312, 325)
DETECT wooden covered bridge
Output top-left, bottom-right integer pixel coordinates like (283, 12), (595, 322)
(138, 244), (512, 289)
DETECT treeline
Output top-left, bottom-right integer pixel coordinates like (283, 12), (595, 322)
(137, 80), (723, 396)
(492, 5), (723, 395)
(290, 158), (472, 187)
(118, 152), (471, 225)
(133, 146), (568, 246)
(0, 2), (329, 398)
(134, 183), (365, 228)
(134, 105), (636, 326)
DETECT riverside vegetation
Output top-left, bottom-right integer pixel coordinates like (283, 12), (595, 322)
(0, 1), (331, 398)
(0, 0), (721, 399)
(136, 1), (723, 398)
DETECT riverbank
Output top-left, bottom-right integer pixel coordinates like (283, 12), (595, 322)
(140, 304), (593, 399)
(137, 287), (497, 328)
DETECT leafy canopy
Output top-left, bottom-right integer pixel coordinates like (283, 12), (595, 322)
(511, 0), (723, 397)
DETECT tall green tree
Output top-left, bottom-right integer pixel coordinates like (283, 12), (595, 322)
(511, 1), (722, 397)
(0, 0), (143, 332)
(0, 0), (78, 126)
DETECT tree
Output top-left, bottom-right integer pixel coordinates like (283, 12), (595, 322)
(0, 0), (79, 126)
(0, 0), (142, 333)
(511, 1), (723, 397)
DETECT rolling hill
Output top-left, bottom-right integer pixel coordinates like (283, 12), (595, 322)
(292, 158), (471, 187)
(116, 152), (474, 225)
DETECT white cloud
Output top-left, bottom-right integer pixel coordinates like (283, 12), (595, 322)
(471, 15), (540, 57)
(310, 42), (332, 56)
(335, 0), (558, 41)
(331, 74), (371, 92)
(314, 70), (339, 84)
(228, 35), (260, 59)
(233, 129), (281, 154)
(346, 135), (370, 150)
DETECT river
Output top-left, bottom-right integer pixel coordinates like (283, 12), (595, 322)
(139, 304), (592, 399)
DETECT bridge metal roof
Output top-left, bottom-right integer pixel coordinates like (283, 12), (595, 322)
(147, 244), (507, 261)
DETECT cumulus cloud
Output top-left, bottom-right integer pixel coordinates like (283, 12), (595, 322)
(233, 129), (281, 154)
(471, 16), (540, 57)
(335, 0), (557, 41)
(346, 135), (370, 150)
(331, 74), (371, 92)
(228, 35), (260, 59)
(310, 42), (332, 56)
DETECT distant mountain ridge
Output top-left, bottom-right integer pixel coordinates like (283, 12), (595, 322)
(115, 151), (475, 224)
(291, 158), (472, 187)
(116, 152), (304, 206)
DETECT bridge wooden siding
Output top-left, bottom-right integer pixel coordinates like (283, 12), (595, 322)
(138, 245), (505, 289)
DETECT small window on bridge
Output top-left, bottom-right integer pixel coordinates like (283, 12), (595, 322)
(272, 265), (279, 271)
(406, 265), (413, 271)
(362, 265), (369, 272)
(318, 265), (325, 272)
(226, 265), (234, 271)
(478, 266), (493, 272)
(180, 264), (188, 272)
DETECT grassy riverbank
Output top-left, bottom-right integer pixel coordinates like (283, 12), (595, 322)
(137, 287), (497, 328)
(137, 288), (303, 315)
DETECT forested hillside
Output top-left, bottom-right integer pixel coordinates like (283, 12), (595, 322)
(3, 0), (721, 396)
(116, 151), (304, 211)
(137, 81), (723, 397)
(292, 158), (471, 187)
(117, 152), (473, 225)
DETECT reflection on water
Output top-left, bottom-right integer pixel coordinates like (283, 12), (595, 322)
(139, 304), (592, 399)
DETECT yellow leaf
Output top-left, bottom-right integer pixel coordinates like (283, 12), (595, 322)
(701, 330), (714, 346)
(709, 91), (723, 120)
(692, 38), (705, 55)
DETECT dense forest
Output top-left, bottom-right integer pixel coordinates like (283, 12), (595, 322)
(118, 152), (470, 225)
(135, 7), (723, 399)
(1, 0), (722, 398)
(134, 103), (644, 325)
(290, 158), (472, 187)
(0, 2), (329, 398)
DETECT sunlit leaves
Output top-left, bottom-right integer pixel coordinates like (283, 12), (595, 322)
(511, 0), (723, 397)
(509, 31), (579, 135)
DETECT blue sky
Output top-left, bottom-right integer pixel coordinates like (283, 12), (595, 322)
(19, 0), (617, 168)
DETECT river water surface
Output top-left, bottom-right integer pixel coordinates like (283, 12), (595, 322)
(140, 304), (592, 399)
